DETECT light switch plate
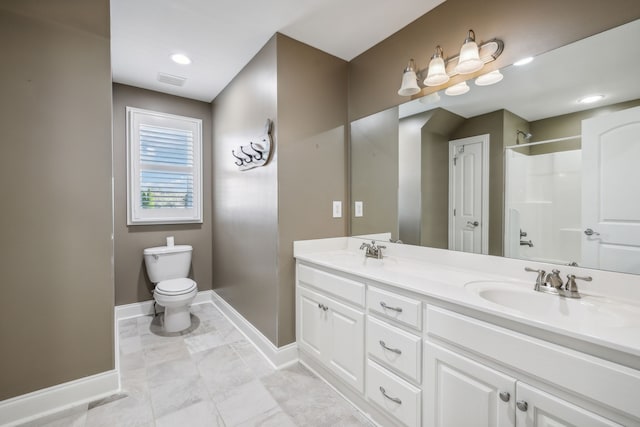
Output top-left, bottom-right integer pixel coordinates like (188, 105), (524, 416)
(332, 201), (342, 218)
(354, 201), (363, 217)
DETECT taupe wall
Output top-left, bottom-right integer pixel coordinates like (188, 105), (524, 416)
(213, 34), (348, 346)
(348, 0), (640, 121)
(213, 36), (280, 345)
(112, 84), (213, 305)
(399, 114), (427, 245)
(0, 2), (113, 400)
(420, 109), (465, 249)
(529, 99), (640, 155)
(351, 107), (399, 238)
(276, 35), (348, 344)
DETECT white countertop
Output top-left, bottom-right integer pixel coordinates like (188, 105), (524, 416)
(294, 237), (640, 360)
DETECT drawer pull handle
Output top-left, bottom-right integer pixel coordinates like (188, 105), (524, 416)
(317, 303), (328, 311)
(499, 391), (510, 402)
(379, 386), (402, 405)
(380, 302), (403, 313)
(516, 400), (528, 412)
(379, 340), (402, 355)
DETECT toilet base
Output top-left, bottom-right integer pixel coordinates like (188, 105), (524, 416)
(153, 286), (197, 333)
(163, 306), (191, 332)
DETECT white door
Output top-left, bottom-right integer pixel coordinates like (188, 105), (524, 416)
(297, 287), (326, 359)
(515, 382), (623, 427)
(424, 342), (516, 427)
(326, 297), (365, 393)
(449, 135), (490, 254)
(582, 107), (640, 274)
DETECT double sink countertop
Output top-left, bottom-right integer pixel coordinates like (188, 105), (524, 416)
(294, 237), (640, 365)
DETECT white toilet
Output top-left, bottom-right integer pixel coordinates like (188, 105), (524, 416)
(143, 244), (197, 333)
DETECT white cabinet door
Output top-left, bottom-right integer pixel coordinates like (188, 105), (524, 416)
(326, 296), (365, 392)
(424, 341), (516, 427)
(297, 285), (365, 393)
(515, 382), (623, 427)
(298, 287), (327, 359)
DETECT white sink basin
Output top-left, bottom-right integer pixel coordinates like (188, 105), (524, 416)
(465, 281), (637, 329)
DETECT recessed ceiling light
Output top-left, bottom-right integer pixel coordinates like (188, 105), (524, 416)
(170, 54), (191, 65)
(513, 57), (534, 66)
(578, 94), (605, 104)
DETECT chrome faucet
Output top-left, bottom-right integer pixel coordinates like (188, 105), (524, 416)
(360, 240), (386, 259)
(545, 269), (564, 290)
(525, 267), (592, 298)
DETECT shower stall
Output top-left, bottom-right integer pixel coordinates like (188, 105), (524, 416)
(504, 136), (582, 265)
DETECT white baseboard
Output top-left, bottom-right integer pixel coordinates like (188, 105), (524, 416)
(0, 370), (119, 427)
(114, 290), (214, 320)
(210, 291), (298, 369)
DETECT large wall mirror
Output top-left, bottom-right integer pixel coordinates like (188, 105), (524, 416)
(350, 19), (640, 275)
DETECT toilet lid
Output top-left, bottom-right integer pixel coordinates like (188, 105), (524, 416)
(155, 278), (197, 296)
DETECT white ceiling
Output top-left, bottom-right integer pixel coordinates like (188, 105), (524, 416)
(399, 19), (640, 122)
(110, 0), (444, 102)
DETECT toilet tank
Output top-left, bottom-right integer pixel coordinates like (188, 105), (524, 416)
(143, 245), (192, 283)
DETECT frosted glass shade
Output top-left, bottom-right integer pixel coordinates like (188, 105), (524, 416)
(398, 69), (420, 96)
(445, 81), (470, 96)
(475, 70), (503, 86)
(424, 56), (449, 87)
(456, 40), (483, 74)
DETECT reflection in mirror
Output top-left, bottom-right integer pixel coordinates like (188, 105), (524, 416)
(350, 19), (640, 275)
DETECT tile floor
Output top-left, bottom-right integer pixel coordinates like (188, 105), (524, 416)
(19, 303), (374, 427)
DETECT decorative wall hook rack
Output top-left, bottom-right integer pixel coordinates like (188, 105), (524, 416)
(232, 119), (273, 171)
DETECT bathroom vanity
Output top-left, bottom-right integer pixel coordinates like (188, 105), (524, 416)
(294, 237), (640, 427)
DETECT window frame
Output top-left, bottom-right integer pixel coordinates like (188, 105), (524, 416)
(126, 107), (203, 225)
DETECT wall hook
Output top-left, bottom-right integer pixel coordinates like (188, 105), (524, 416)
(240, 146), (254, 163)
(231, 149), (244, 166)
(250, 142), (264, 160)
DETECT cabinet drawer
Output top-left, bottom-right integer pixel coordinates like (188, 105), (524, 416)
(298, 264), (365, 307)
(366, 359), (421, 427)
(426, 306), (640, 420)
(366, 316), (421, 383)
(368, 286), (422, 330)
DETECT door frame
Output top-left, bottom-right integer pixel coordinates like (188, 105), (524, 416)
(448, 134), (490, 254)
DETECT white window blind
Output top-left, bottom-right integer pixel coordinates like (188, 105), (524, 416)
(127, 107), (202, 224)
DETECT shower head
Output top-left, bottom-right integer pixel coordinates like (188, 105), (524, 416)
(516, 130), (532, 142)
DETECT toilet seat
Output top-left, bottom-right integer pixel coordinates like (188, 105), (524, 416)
(155, 278), (197, 296)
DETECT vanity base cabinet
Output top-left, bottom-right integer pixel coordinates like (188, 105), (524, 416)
(297, 285), (365, 393)
(424, 341), (516, 427)
(515, 382), (623, 427)
(366, 359), (421, 427)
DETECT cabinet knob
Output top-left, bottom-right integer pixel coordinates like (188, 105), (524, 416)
(499, 391), (510, 402)
(516, 400), (528, 412)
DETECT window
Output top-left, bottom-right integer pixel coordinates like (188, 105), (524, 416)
(127, 107), (202, 225)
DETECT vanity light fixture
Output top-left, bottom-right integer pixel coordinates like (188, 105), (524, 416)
(397, 30), (503, 96)
(513, 56), (534, 66)
(455, 30), (484, 74)
(445, 81), (470, 96)
(475, 70), (503, 86)
(170, 53), (191, 65)
(424, 46), (449, 87)
(397, 59), (421, 96)
(578, 94), (605, 104)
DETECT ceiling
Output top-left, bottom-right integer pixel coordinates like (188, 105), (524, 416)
(110, 0), (444, 102)
(399, 19), (640, 122)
